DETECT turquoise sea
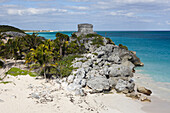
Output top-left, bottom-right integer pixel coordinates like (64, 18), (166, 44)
(27, 31), (170, 83)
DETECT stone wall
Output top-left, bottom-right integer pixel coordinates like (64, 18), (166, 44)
(74, 23), (96, 37)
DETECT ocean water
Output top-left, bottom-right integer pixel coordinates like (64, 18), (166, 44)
(27, 31), (170, 83)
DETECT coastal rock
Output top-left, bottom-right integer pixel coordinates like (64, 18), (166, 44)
(72, 62), (83, 68)
(75, 89), (85, 96)
(108, 77), (117, 88)
(130, 52), (144, 66)
(86, 76), (110, 92)
(67, 83), (82, 91)
(140, 96), (151, 102)
(75, 68), (86, 79)
(95, 44), (114, 54)
(75, 57), (87, 62)
(137, 86), (152, 96)
(80, 79), (87, 87)
(73, 78), (82, 85)
(2, 31), (26, 37)
(31, 92), (40, 99)
(67, 75), (75, 83)
(126, 92), (141, 100)
(121, 61), (135, 71)
(107, 54), (120, 63)
(108, 64), (133, 77)
(115, 79), (135, 93)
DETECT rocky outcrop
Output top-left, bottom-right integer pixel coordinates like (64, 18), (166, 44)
(59, 25), (147, 101)
(1, 31), (26, 37)
(62, 40), (145, 96)
(87, 76), (110, 93)
(137, 86), (152, 96)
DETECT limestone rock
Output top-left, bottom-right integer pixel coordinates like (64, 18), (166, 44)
(75, 89), (85, 96)
(67, 75), (75, 83)
(87, 76), (110, 92)
(121, 61), (135, 71)
(137, 86), (152, 96)
(72, 62), (82, 68)
(108, 54), (120, 63)
(126, 92), (141, 100)
(67, 83), (82, 91)
(108, 64), (133, 77)
(115, 79), (135, 93)
(140, 96), (151, 102)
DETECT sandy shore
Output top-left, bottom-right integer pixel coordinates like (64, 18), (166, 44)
(134, 70), (170, 113)
(0, 74), (146, 113)
(0, 69), (170, 113)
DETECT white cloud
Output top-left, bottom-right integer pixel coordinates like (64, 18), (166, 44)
(139, 19), (154, 23)
(166, 21), (170, 25)
(68, 6), (89, 10)
(69, 0), (89, 2)
(7, 8), (67, 15)
(24, 0), (55, 1)
(110, 11), (135, 17)
(68, 12), (87, 15)
(0, 0), (9, 3)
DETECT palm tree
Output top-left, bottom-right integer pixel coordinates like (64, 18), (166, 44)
(22, 33), (43, 51)
(25, 39), (56, 79)
(5, 39), (18, 59)
(55, 33), (69, 57)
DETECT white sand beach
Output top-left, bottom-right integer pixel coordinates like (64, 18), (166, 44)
(0, 74), (146, 113)
(134, 71), (170, 113)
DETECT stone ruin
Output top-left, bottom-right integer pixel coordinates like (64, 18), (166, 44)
(74, 23), (96, 37)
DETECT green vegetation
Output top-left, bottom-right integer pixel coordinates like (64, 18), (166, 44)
(119, 44), (128, 50)
(0, 25), (25, 33)
(55, 32), (69, 57)
(106, 37), (115, 45)
(92, 53), (98, 56)
(0, 29), (109, 79)
(0, 60), (4, 68)
(6, 67), (38, 77)
(92, 37), (104, 47)
(56, 55), (83, 78)
(85, 34), (102, 38)
(0, 81), (12, 84)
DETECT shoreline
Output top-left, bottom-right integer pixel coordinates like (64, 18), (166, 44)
(0, 68), (170, 113)
(134, 70), (170, 113)
(0, 74), (146, 113)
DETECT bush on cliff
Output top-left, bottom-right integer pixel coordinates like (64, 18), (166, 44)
(106, 37), (115, 45)
(92, 37), (104, 47)
(85, 34), (102, 38)
(119, 44), (128, 50)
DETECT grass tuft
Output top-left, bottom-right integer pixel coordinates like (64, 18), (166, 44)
(6, 67), (38, 77)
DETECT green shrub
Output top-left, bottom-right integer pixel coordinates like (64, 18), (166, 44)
(92, 37), (104, 47)
(85, 34), (102, 38)
(119, 44), (128, 50)
(106, 37), (115, 45)
(56, 55), (83, 77)
(92, 53), (98, 56)
(6, 67), (38, 77)
(0, 81), (12, 84)
(71, 33), (77, 39)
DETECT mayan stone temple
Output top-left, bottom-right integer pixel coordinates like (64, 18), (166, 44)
(74, 23), (96, 37)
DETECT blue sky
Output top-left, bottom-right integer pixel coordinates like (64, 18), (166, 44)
(0, 0), (170, 30)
